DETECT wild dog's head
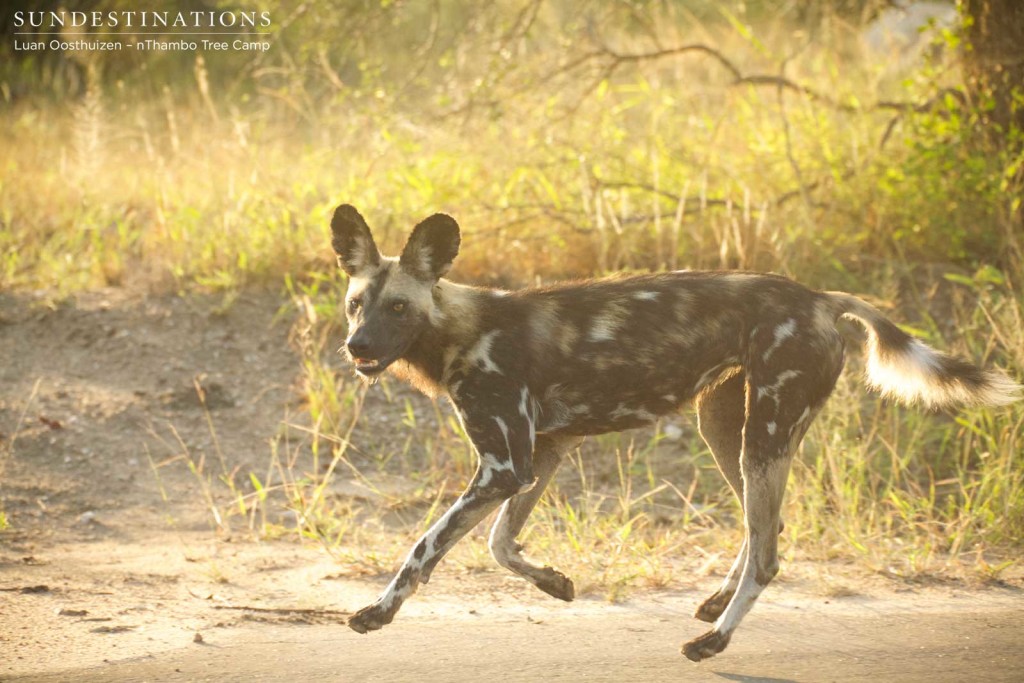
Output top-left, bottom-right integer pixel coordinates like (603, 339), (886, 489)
(330, 204), (460, 379)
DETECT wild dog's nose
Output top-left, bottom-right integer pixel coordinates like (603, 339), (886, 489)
(347, 336), (372, 359)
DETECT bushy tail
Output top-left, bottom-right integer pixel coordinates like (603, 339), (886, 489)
(827, 292), (1021, 410)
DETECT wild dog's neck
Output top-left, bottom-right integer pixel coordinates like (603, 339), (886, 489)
(390, 278), (490, 398)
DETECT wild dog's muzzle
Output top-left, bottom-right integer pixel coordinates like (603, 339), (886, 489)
(345, 336), (391, 377)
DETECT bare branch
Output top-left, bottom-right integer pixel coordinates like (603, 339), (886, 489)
(596, 42), (743, 81)
(565, 38), (964, 117)
(878, 87), (968, 149)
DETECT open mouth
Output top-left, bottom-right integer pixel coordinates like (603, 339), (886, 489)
(352, 357), (389, 376)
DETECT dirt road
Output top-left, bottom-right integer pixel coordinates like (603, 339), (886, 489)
(6, 562), (1023, 683)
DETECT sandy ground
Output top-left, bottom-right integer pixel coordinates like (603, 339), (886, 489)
(2, 289), (1023, 682)
(3, 529), (1022, 683)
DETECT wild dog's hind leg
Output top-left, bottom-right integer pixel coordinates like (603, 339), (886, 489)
(696, 371), (792, 621)
(697, 371), (746, 497)
(489, 434), (583, 601)
(694, 371), (748, 623)
(683, 438), (795, 662)
(683, 342), (841, 661)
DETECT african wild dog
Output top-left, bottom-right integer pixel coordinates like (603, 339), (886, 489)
(330, 204), (1020, 661)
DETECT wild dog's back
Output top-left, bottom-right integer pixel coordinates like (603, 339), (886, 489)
(454, 271), (831, 436)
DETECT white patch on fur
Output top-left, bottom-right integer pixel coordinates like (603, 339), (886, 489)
(633, 291), (659, 301)
(517, 388), (537, 448)
(866, 338), (1021, 408)
(756, 370), (802, 403)
(867, 338), (942, 402)
(766, 421), (777, 435)
(478, 452), (514, 488)
(838, 293), (1021, 409)
(610, 403), (657, 423)
(588, 318), (617, 342)
(587, 303), (629, 342)
(465, 330), (502, 374)
(663, 393), (677, 404)
(762, 318), (797, 362)
(480, 452), (513, 471)
(528, 301), (559, 349)
(345, 271), (376, 302)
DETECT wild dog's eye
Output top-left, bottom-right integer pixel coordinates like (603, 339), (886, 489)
(347, 298), (362, 314)
(391, 301), (406, 314)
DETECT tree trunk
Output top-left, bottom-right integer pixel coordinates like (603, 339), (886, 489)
(960, 0), (1024, 134)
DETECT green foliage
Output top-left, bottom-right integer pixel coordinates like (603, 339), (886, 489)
(868, 85), (1024, 261)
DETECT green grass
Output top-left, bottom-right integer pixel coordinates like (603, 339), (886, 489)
(8, 4), (1024, 594)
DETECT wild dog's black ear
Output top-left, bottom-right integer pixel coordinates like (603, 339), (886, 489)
(399, 213), (460, 281)
(331, 204), (381, 276)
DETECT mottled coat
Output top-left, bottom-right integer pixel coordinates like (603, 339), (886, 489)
(330, 204), (1020, 661)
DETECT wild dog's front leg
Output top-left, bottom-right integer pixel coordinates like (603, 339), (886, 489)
(347, 476), (507, 633)
(348, 378), (537, 634)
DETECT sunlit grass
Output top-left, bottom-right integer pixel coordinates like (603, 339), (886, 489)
(7, 7), (1023, 593)
(0, 17), (976, 294)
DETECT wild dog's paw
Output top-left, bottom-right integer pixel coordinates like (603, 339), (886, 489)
(681, 629), (732, 662)
(347, 602), (396, 634)
(533, 566), (575, 602)
(693, 589), (735, 623)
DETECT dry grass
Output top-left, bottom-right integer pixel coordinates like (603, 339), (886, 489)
(7, 4), (1024, 594)
(149, 275), (1022, 598)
